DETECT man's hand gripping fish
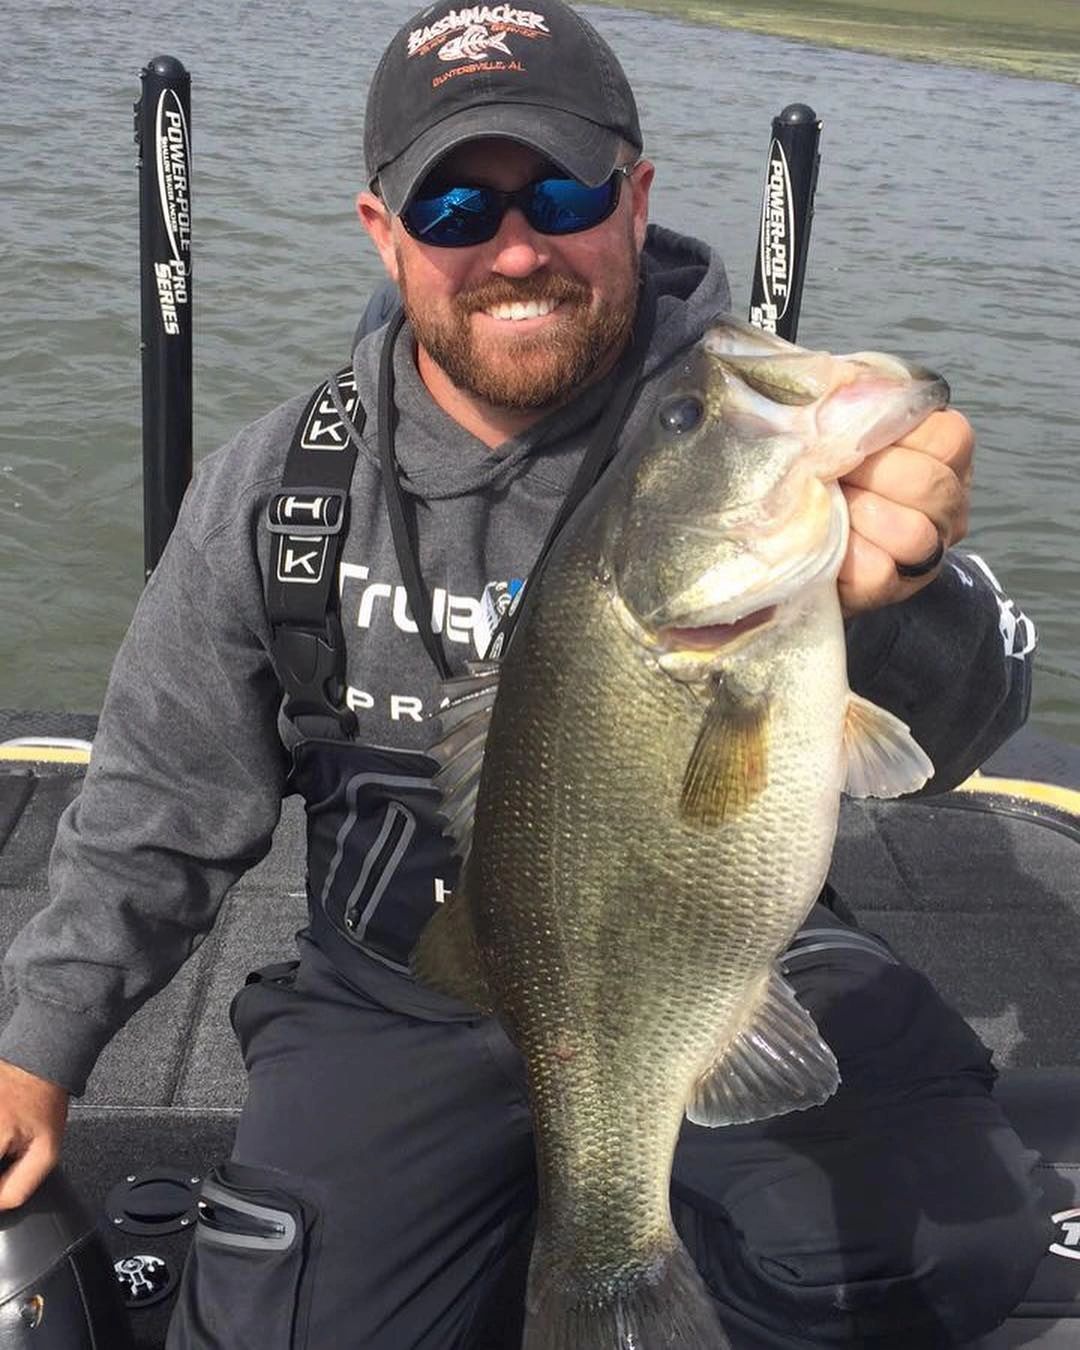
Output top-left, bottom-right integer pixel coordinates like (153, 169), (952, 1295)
(413, 315), (949, 1349)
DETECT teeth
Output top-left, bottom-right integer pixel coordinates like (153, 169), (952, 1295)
(486, 298), (558, 321)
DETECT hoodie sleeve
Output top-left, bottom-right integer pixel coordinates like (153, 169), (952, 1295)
(0, 432), (292, 1096)
(845, 551), (1036, 794)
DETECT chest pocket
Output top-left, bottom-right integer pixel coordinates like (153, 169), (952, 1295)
(335, 797), (416, 940)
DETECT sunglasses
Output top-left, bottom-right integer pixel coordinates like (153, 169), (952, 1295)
(400, 165), (636, 249)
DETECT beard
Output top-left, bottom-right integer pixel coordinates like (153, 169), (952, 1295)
(396, 233), (640, 412)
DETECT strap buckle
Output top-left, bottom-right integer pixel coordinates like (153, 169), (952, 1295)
(271, 617), (357, 737)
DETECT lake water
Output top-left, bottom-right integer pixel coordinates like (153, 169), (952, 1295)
(2, 1), (1078, 745)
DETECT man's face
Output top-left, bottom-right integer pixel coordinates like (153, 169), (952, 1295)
(359, 139), (653, 412)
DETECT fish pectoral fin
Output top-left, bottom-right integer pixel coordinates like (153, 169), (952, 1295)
(680, 689), (770, 826)
(842, 692), (934, 798)
(431, 662), (501, 860)
(686, 968), (839, 1127)
(411, 883), (495, 1014)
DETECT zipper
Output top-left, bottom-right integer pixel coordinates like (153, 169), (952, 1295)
(196, 1179), (298, 1253)
(197, 1197), (288, 1241)
(344, 801), (413, 932)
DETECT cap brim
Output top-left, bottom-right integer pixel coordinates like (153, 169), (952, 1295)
(376, 104), (623, 215)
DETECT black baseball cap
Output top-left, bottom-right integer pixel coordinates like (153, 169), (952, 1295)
(365, 0), (643, 215)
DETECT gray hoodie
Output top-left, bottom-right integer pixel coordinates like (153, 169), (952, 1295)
(0, 226), (1031, 1094)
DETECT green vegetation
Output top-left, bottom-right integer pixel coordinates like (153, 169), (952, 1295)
(590, 0), (1080, 84)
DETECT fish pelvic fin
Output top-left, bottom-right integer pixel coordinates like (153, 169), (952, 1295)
(843, 691), (934, 798)
(411, 880), (495, 1014)
(680, 686), (770, 826)
(430, 661), (501, 861)
(686, 967), (839, 1127)
(523, 1239), (730, 1350)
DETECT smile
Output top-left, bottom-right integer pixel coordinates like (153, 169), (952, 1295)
(483, 298), (561, 322)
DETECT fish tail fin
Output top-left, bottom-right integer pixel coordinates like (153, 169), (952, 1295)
(523, 1241), (730, 1349)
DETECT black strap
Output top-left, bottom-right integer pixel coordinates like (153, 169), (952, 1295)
(379, 288), (657, 676)
(486, 286), (656, 662)
(266, 364), (366, 736)
(536, 288), (655, 557)
(377, 308), (454, 680)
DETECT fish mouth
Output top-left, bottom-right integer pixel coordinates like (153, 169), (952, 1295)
(656, 606), (778, 652)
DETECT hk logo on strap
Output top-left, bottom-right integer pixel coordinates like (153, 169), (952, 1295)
(269, 494), (343, 531)
(277, 539), (328, 584)
(268, 492), (345, 586)
(300, 370), (361, 452)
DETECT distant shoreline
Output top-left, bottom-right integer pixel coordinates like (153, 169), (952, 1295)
(588, 0), (1080, 86)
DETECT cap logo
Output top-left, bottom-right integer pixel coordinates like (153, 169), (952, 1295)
(408, 6), (551, 60)
(438, 24), (512, 61)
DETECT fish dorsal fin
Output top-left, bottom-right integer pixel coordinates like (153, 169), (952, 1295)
(681, 686), (771, 826)
(686, 967), (839, 1127)
(843, 692), (934, 798)
(430, 661), (501, 861)
(411, 879), (495, 1014)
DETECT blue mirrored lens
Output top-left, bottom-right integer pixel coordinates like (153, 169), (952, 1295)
(403, 187), (501, 247)
(402, 175), (620, 247)
(525, 178), (617, 234)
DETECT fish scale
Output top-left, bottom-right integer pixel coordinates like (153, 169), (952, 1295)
(471, 547), (844, 1298)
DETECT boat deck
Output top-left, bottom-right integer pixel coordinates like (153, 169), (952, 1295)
(2, 712), (1079, 1347)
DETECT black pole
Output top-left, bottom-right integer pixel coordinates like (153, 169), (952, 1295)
(134, 55), (193, 579)
(748, 103), (822, 344)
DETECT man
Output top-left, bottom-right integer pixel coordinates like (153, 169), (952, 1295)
(0, 1), (1046, 1346)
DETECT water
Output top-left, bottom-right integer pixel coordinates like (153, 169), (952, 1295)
(2, 2), (1079, 745)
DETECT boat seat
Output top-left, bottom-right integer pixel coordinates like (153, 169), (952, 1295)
(0, 1169), (132, 1348)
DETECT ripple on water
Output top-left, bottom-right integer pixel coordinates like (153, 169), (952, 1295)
(1, 0), (1078, 745)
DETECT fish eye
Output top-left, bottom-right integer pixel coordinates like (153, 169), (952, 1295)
(658, 395), (704, 435)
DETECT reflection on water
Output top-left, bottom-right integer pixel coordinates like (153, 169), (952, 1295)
(1, 1), (1078, 745)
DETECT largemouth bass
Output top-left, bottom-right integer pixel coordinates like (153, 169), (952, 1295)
(414, 316), (948, 1349)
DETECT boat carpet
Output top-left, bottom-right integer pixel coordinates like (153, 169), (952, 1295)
(0, 731), (1076, 1091)
(0, 723), (1074, 1105)
(831, 790), (1080, 1071)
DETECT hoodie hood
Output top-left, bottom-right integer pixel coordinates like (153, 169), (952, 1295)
(350, 223), (731, 502)
(640, 223), (731, 377)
